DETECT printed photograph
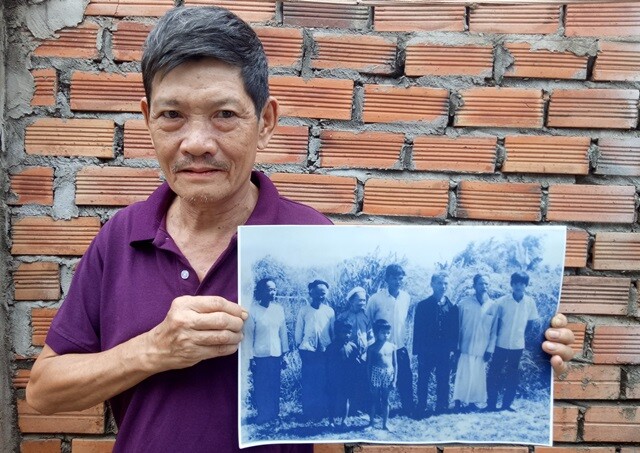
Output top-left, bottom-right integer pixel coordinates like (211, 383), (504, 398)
(237, 225), (566, 448)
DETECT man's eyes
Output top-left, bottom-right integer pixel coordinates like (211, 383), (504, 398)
(217, 110), (236, 119)
(161, 110), (181, 119)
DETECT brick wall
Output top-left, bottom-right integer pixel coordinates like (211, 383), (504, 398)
(5, 0), (640, 452)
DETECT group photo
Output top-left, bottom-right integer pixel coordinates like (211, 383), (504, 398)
(237, 225), (566, 448)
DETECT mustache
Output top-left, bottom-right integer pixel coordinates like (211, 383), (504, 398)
(171, 155), (230, 173)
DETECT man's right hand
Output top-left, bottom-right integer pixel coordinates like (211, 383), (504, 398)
(145, 295), (248, 372)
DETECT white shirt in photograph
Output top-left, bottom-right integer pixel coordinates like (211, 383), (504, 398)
(295, 303), (335, 352)
(245, 303), (289, 359)
(366, 288), (411, 348)
(495, 293), (539, 350)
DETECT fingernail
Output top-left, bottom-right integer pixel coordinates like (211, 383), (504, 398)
(548, 330), (560, 339)
(545, 342), (557, 351)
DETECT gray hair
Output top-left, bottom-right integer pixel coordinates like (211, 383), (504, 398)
(141, 6), (269, 116)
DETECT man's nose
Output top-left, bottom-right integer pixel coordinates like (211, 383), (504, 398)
(180, 120), (218, 156)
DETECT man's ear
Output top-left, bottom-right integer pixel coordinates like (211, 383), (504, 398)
(140, 97), (150, 126)
(257, 96), (279, 150)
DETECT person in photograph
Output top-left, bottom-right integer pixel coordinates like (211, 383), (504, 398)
(295, 279), (335, 421)
(366, 319), (397, 431)
(366, 264), (414, 417)
(337, 286), (372, 412)
(413, 272), (459, 418)
(325, 320), (359, 429)
(452, 274), (498, 413)
(244, 278), (288, 424)
(486, 271), (540, 412)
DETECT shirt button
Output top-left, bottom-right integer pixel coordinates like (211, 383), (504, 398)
(180, 270), (190, 280)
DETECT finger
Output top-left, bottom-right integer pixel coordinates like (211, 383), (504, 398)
(543, 340), (574, 362)
(190, 311), (245, 332)
(550, 313), (568, 328)
(191, 329), (243, 347)
(550, 355), (569, 375)
(545, 327), (575, 346)
(179, 296), (248, 319)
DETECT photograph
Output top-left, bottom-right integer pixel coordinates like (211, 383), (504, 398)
(237, 225), (566, 448)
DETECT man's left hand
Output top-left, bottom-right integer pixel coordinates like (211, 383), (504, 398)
(542, 313), (575, 375)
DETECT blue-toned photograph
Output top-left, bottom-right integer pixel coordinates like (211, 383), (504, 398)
(237, 225), (566, 448)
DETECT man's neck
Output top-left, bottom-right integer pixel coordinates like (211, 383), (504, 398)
(388, 288), (400, 298)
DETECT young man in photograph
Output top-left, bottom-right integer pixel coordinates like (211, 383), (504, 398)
(486, 271), (540, 412)
(26, 5), (575, 452)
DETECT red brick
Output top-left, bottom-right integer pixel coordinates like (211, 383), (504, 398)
(568, 322), (587, 358)
(71, 438), (115, 453)
(25, 118), (114, 158)
(566, 3), (640, 37)
(553, 405), (580, 442)
(547, 184), (636, 223)
(412, 136), (496, 173)
(32, 68), (57, 107)
(621, 449), (640, 453)
(258, 125), (308, 165)
(11, 217), (101, 256)
(445, 448), (526, 453)
(363, 85), (449, 123)
(18, 399), (104, 434)
(123, 119), (153, 159)
(185, 0), (276, 23)
(270, 77), (353, 120)
(583, 405), (640, 442)
(455, 88), (544, 128)
(503, 136), (589, 175)
(554, 364), (621, 400)
(565, 229), (589, 268)
(593, 325), (640, 364)
(314, 446), (345, 453)
(593, 232), (640, 271)
(593, 42), (640, 82)
(34, 22), (100, 59)
(319, 130), (402, 169)
(504, 43), (588, 80)
(374, 5), (465, 32)
(14, 262), (60, 301)
(112, 21), (151, 62)
(9, 167), (54, 206)
(456, 181), (541, 222)
(256, 27), (303, 68)
(360, 447), (436, 453)
(628, 367), (640, 399)
(75, 166), (162, 206)
(470, 5), (560, 34)
(312, 34), (396, 75)
(537, 448), (615, 453)
(71, 72), (144, 112)
(596, 138), (640, 176)
(283, 4), (368, 29)
(363, 179), (449, 218)
(560, 276), (630, 316)
(32, 308), (56, 346)
(85, 0), (173, 17)
(13, 369), (30, 390)
(547, 89), (639, 129)
(405, 43), (493, 77)
(269, 173), (356, 215)
(21, 439), (61, 453)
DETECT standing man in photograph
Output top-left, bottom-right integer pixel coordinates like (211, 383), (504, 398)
(453, 274), (498, 413)
(295, 279), (335, 421)
(25, 5), (576, 452)
(487, 271), (540, 412)
(366, 264), (414, 417)
(413, 272), (459, 417)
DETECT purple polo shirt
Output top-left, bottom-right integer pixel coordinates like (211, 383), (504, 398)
(46, 171), (331, 452)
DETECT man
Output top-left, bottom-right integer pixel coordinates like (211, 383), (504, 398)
(25, 5), (575, 451)
(413, 272), (459, 417)
(295, 279), (335, 421)
(453, 274), (498, 412)
(366, 264), (414, 416)
(487, 271), (540, 412)
(25, 6), (330, 453)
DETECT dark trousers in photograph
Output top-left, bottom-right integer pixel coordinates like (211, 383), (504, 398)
(253, 356), (282, 423)
(487, 347), (524, 410)
(395, 347), (414, 415)
(299, 350), (328, 420)
(417, 350), (453, 414)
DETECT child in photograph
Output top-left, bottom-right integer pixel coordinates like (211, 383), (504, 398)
(366, 319), (397, 431)
(326, 320), (359, 428)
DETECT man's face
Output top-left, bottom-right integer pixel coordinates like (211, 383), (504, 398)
(141, 58), (277, 208)
(511, 281), (527, 300)
(386, 273), (404, 293)
(350, 293), (367, 312)
(260, 280), (277, 304)
(474, 276), (488, 297)
(431, 276), (448, 297)
(309, 284), (328, 304)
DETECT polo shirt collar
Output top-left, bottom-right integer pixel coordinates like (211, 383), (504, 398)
(128, 170), (279, 246)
